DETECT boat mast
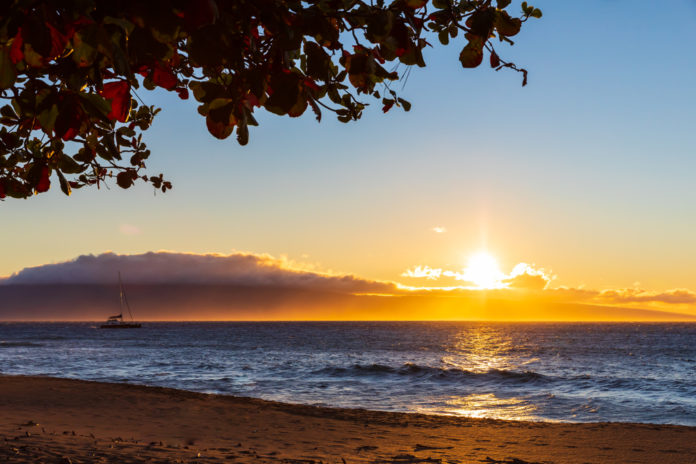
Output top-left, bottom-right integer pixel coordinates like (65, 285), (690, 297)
(118, 271), (135, 322)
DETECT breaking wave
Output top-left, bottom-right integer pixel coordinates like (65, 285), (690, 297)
(0, 341), (43, 348)
(314, 362), (548, 384)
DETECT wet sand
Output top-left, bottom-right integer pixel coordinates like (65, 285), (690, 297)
(1, 375), (694, 464)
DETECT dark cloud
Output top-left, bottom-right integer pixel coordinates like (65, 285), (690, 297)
(3, 251), (396, 294)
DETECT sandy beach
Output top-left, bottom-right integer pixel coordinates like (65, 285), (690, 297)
(0, 376), (694, 463)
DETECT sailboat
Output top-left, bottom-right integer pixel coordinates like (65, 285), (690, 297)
(100, 272), (142, 329)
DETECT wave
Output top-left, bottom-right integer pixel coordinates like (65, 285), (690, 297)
(0, 341), (44, 348)
(313, 362), (548, 384)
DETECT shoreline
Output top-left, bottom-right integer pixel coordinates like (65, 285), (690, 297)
(1, 375), (695, 463)
(0, 374), (690, 428)
(3, 320), (696, 323)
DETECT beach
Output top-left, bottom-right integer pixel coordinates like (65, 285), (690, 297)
(1, 376), (695, 464)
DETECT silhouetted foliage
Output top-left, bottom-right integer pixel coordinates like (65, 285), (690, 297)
(0, 0), (540, 199)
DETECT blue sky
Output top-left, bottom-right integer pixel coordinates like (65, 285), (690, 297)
(3, 0), (696, 295)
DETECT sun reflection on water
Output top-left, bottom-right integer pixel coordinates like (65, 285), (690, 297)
(442, 325), (517, 372)
(434, 325), (543, 421)
(446, 393), (538, 421)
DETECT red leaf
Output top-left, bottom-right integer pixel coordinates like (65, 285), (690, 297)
(61, 127), (78, 141)
(54, 93), (86, 140)
(152, 63), (177, 90)
(382, 101), (394, 113)
(136, 65), (149, 78)
(36, 166), (50, 193)
(303, 78), (320, 92)
(243, 93), (259, 108)
(0, 179), (5, 199)
(176, 87), (189, 99)
(490, 50), (500, 68)
(99, 80), (131, 122)
(46, 22), (68, 59)
(9, 29), (23, 64)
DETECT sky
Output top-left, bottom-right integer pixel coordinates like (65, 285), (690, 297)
(2, 1), (696, 319)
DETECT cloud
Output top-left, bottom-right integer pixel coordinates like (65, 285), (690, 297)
(398, 259), (696, 308)
(4, 251), (397, 294)
(4, 252), (696, 316)
(542, 285), (696, 307)
(401, 266), (442, 280)
(432, 227), (447, 233)
(597, 288), (696, 305)
(401, 261), (552, 290)
(119, 224), (141, 236)
(503, 263), (552, 290)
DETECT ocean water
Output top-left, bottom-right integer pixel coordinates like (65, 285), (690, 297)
(0, 322), (695, 426)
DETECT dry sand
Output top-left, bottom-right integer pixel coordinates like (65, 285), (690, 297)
(1, 376), (694, 464)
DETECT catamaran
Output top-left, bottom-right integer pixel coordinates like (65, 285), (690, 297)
(100, 272), (141, 329)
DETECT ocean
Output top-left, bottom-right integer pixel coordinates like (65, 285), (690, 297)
(0, 322), (694, 426)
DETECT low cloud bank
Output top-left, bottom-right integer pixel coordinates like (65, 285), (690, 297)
(4, 251), (396, 294)
(597, 288), (696, 305)
(3, 252), (695, 313)
(402, 262), (552, 290)
(401, 261), (695, 308)
(1, 252), (695, 321)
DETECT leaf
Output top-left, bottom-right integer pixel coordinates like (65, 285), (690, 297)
(9, 29), (23, 64)
(37, 103), (59, 133)
(397, 98), (411, 111)
(0, 105), (16, 120)
(45, 22), (69, 59)
(490, 50), (500, 68)
(71, 30), (97, 67)
(56, 171), (71, 196)
(236, 123), (249, 145)
(58, 154), (85, 174)
(54, 96), (83, 141)
(116, 171), (137, 189)
(152, 63), (177, 90)
(265, 72), (302, 116)
(459, 37), (484, 68)
(467, 8), (496, 38)
(495, 11), (521, 36)
(0, 47), (16, 89)
(205, 99), (235, 139)
(36, 166), (51, 193)
(99, 81), (131, 122)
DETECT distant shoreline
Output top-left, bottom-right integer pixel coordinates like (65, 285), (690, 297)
(1, 375), (694, 463)
(2, 319), (696, 323)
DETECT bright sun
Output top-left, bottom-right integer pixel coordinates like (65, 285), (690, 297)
(463, 252), (504, 289)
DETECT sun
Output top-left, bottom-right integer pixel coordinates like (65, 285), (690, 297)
(463, 252), (505, 289)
